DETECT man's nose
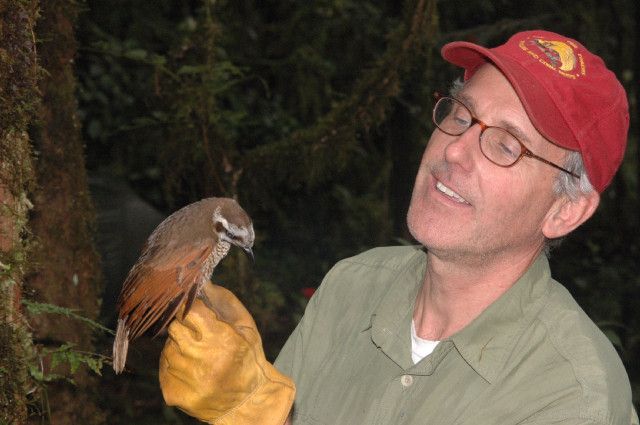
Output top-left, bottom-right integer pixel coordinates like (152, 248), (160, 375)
(443, 124), (481, 172)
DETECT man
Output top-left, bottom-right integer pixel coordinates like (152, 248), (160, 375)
(159, 30), (637, 425)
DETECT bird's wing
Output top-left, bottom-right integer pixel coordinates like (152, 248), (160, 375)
(117, 241), (213, 340)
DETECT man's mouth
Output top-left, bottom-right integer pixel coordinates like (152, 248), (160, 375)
(436, 181), (470, 205)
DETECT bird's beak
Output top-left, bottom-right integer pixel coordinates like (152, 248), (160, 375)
(243, 247), (255, 262)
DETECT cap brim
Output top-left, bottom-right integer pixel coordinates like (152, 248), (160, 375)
(441, 41), (580, 152)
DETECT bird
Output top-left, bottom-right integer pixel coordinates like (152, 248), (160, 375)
(112, 197), (254, 374)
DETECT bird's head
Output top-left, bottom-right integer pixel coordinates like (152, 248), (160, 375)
(212, 200), (255, 260)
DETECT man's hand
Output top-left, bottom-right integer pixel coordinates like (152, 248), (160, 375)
(159, 283), (295, 425)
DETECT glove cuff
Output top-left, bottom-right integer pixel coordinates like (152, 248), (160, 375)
(206, 362), (295, 425)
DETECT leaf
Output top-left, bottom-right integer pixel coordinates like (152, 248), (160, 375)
(176, 64), (209, 75)
(123, 48), (149, 61)
(31, 343), (106, 383)
(22, 299), (114, 335)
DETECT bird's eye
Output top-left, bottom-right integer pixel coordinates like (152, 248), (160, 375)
(226, 231), (239, 240)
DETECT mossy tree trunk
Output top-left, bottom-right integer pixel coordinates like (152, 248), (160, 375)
(25, 1), (106, 423)
(0, 1), (105, 423)
(0, 1), (40, 423)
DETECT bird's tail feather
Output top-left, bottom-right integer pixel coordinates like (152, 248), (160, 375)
(113, 319), (130, 374)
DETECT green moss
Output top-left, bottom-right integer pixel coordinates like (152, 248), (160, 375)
(0, 1), (40, 423)
(0, 322), (33, 424)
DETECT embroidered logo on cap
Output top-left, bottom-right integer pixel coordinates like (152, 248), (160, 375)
(519, 36), (586, 79)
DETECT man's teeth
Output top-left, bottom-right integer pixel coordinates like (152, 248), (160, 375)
(436, 182), (469, 204)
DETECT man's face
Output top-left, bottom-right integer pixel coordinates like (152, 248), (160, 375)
(407, 64), (569, 263)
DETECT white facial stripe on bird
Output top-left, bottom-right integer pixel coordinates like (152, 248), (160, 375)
(212, 208), (254, 248)
(213, 208), (229, 229)
(228, 223), (253, 241)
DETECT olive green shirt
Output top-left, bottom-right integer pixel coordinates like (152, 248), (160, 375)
(275, 246), (637, 425)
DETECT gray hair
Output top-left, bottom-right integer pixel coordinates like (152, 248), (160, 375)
(545, 152), (594, 255)
(450, 78), (465, 97)
(553, 151), (594, 199)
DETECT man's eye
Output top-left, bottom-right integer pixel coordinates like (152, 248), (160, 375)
(453, 115), (470, 127)
(496, 141), (519, 159)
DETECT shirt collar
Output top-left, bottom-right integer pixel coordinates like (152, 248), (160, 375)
(450, 255), (552, 383)
(370, 250), (553, 382)
(370, 247), (426, 370)
(371, 249), (426, 369)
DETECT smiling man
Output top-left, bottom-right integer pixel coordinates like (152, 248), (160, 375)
(274, 30), (637, 424)
(158, 30), (637, 425)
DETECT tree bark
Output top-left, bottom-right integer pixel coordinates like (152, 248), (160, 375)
(0, 1), (40, 423)
(25, 1), (106, 423)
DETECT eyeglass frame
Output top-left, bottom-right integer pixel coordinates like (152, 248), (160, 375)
(431, 95), (580, 179)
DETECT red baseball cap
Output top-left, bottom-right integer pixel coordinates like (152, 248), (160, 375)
(441, 30), (629, 193)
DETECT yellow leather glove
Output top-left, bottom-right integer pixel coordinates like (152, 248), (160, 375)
(159, 283), (295, 425)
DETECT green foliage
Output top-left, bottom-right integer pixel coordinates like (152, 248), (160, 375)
(29, 343), (107, 383)
(22, 300), (114, 336)
(23, 299), (110, 394)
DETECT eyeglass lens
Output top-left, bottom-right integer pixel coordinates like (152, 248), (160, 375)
(433, 97), (523, 167)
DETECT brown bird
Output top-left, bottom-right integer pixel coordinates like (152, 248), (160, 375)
(112, 197), (254, 374)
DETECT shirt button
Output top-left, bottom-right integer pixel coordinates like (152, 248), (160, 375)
(400, 374), (413, 387)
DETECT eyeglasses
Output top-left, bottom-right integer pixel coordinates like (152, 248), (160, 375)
(432, 96), (579, 178)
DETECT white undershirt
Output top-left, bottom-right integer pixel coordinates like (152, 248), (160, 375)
(411, 320), (440, 364)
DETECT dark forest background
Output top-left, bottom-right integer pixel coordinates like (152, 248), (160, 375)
(0, 0), (638, 423)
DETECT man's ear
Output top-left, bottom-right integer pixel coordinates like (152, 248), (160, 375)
(542, 191), (600, 239)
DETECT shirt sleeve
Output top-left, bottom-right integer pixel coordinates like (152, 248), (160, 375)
(273, 303), (309, 380)
(518, 403), (639, 425)
(274, 264), (341, 383)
